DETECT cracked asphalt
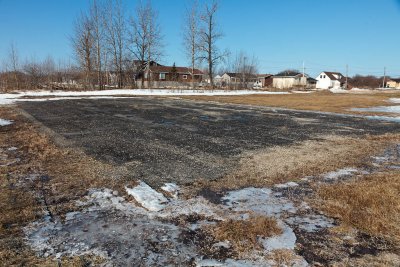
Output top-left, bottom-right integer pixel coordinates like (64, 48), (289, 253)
(18, 97), (400, 186)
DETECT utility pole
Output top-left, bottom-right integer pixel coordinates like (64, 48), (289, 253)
(345, 64), (348, 89)
(302, 61), (306, 90)
(382, 67), (386, 88)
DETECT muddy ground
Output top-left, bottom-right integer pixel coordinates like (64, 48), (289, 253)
(18, 97), (400, 187)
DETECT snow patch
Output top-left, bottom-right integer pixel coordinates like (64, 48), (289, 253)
(125, 181), (169, 211)
(365, 115), (400, 123)
(222, 187), (296, 216)
(323, 168), (358, 180)
(0, 89), (290, 105)
(0, 118), (13, 126)
(262, 221), (297, 251)
(274, 181), (299, 189)
(161, 183), (180, 198)
(352, 105), (400, 114)
(389, 98), (400, 104)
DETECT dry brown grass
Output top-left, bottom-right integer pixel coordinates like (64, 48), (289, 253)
(315, 171), (400, 243)
(182, 91), (400, 115)
(0, 107), (133, 265)
(210, 216), (282, 253)
(332, 253), (400, 267)
(190, 134), (399, 193)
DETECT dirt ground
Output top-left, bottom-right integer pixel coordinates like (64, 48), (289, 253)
(1, 95), (400, 266)
(18, 97), (400, 187)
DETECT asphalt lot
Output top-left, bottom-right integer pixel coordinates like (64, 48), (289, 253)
(19, 97), (400, 186)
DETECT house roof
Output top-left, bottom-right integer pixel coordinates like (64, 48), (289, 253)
(223, 72), (257, 78)
(322, 71), (345, 81)
(257, 74), (273, 78)
(388, 78), (400, 83)
(274, 71), (303, 77)
(150, 65), (203, 75)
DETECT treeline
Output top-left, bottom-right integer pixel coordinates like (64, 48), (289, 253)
(0, 0), (231, 91)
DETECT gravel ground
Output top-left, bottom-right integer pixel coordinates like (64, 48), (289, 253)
(18, 97), (400, 187)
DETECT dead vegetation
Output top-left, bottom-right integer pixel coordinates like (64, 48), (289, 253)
(183, 91), (400, 115)
(315, 171), (400, 243)
(0, 107), (132, 265)
(210, 216), (282, 253)
(190, 134), (399, 193)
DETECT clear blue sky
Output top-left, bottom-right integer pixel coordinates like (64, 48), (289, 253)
(1, 0), (400, 77)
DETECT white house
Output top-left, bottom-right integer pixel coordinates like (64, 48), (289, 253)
(272, 71), (307, 89)
(316, 71), (346, 89)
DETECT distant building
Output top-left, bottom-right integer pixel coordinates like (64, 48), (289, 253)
(148, 65), (203, 83)
(272, 71), (308, 89)
(316, 71), (346, 89)
(220, 72), (257, 88)
(386, 78), (400, 89)
(256, 74), (273, 88)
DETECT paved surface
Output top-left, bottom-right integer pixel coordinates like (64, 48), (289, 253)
(19, 97), (400, 186)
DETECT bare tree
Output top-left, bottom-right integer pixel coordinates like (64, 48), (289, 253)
(71, 12), (95, 89)
(104, 0), (127, 88)
(130, 0), (163, 88)
(199, 0), (228, 89)
(232, 51), (259, 89)
(90, 0), (106, 89)
(183, 0), (200, 88)
(23, 57), (44, 89)
(8, 42), (20, 89)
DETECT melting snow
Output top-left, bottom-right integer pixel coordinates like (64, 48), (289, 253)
(26, 183), (334, 266)
(222, 187), (296, 216)
(274, 181), (299, 189)
(161, 183), (180, 199)
(0, 89), (290, 105)
(125, 181), (168, 212)
(352, 105), (400, 114)
(262, 221), (297, 251)
(389, 98), (400, 104)
(365, 115), (400, 123)
(323, 168), (358, 180)
(0, 118), (13, 126)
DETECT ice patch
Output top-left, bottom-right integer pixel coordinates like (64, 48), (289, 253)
(126, 181), (169, 211)
(0, 118), (13, 126)
(262, 221), (297, 251)
(352, 105), (400, 114)
(222, 187), (296, 216)
(323, 168), (358, 180)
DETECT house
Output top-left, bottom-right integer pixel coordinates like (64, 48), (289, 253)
(145, 65), (203, 83)
(272, 71), (308, 89)
(220, 72), (257, 88)
(316, 71), (346, 89)
(256, 74), (273, 88)
(386, 78), (400, 89)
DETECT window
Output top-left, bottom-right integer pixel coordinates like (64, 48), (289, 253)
(183, 75), (188, 80)
(320, 75), (322, 78)
(159, 73), (166, 80)
(323, 75), (326, 78)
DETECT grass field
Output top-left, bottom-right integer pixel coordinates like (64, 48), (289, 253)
(183, 91), (400, 115)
